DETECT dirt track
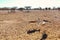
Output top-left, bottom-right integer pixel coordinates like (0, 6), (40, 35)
(0, 10), (60, 40)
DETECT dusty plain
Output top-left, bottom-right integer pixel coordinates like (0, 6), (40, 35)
(0, 10), (60, 40)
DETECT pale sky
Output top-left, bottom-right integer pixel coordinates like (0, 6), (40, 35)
(0, 0), (60, 8)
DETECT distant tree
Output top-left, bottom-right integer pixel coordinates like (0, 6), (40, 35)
(25, 6), (31, 12)
(10, 7), (17, 13)
(39, 7), (42, 10)
(53, 7), (57, 10)
(0, 7), (9, 10)
(48, 7), (51, 10)
(45, 7), (48, 10)
(18, 7), (24, 11)
(40, 7), (42, 10)
(25, 6), (31, 10)
(57, 7), (60, 10)
(44, 7), (51, 10)
(0, 7), (10, 13)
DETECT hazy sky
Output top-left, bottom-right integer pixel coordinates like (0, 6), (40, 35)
(0, 0), (60, 8)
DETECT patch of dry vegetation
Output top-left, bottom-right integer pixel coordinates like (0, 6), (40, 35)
(0, 10), (60, 40)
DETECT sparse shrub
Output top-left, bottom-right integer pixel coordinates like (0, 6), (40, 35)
(53, 7), (57, 10)
(18, 8), (24, 11)
(0, 7), (9, 10)
(27, 29), (40, 34)
(39, 7), (42, 10)
(40, 31), (48, 40)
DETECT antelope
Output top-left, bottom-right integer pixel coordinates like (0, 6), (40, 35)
(42, 20), (50, 25)
(28, 18), (41, 24)
(29, 21), (37, 23)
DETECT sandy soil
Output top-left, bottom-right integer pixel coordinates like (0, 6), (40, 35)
(0, 10), (60, 40)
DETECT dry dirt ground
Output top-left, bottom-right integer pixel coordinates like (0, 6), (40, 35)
(0, 10), (60, 40)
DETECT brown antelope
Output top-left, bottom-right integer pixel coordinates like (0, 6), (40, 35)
(29, 21), (37, 23)
(28, 18), (40, 24)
